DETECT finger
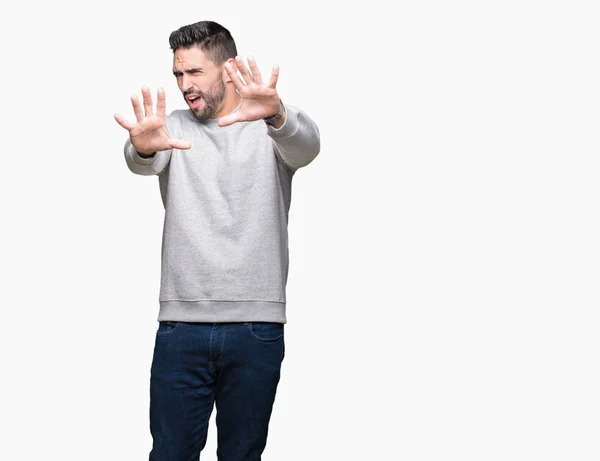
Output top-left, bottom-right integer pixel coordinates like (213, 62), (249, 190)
(130, 94), (144, 122)
(235, 56), (253, 86)
(114, 113), (135, 131)
(156, 88), (166, 118)
(224, 61), (246, 92)
(267, 64), (280, 89)
(142, 86), (153, 117)
(247, 55), (263, 84)
(168, 138), (192, 150)
(217, 111), (247, 127)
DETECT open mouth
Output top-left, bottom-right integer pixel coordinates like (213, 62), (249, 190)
(186, 94), (202, 109)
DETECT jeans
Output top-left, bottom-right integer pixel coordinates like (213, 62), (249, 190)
(149, 321), (285, 461)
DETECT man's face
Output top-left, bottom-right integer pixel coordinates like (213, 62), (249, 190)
(173, 46), (226, 121)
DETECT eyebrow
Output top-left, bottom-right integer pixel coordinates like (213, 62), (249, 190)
(172, 67), (203, 76)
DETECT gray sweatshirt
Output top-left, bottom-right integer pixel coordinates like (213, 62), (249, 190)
(124, 103), (320, 323)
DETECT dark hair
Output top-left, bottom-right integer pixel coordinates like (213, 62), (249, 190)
(169, 21), (237, 66)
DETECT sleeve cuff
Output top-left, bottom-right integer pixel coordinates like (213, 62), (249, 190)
(126, 142), (157, 165)
(266, 103), (299, 140)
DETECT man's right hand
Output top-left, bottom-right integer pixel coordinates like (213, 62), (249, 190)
(114, 86), (191, 155)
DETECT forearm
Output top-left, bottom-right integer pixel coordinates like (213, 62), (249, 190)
(267, 104), (320, 171)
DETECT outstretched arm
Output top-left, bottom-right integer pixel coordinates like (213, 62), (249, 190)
(268, 103), (320, 171)
(219, 56), (320, 170)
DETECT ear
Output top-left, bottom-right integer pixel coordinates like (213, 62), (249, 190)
(222, 58), (237, 83)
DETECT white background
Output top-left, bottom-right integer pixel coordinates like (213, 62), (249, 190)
(1, 1), (599, 460)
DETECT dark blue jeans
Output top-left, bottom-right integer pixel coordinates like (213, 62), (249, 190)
(149, 321), (285, 461)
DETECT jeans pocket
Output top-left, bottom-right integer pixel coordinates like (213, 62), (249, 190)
(248, 322), (284, 342)
(156, 320), (180, 336)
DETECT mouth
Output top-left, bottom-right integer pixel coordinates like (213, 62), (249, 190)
(186, 94), (202, 109)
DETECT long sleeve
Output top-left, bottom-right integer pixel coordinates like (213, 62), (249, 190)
(267, 104), (320, 171)
(123, 140), (173, 176)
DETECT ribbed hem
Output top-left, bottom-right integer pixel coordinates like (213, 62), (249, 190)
(127, 143), (157, 165)
(266, 103), (298, 139)
(158, 300), (287, 324)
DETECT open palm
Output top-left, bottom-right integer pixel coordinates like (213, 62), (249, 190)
(218, 56), (282, 127)
(114, 87), (191, 154)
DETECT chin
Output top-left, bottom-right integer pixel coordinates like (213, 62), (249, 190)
(191, 109), (211, 122)
(193, 104), (219, 121)
(193, 108), (205, 118)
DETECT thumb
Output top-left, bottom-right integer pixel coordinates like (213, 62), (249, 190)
(218, 112), (246, 127)
(169, 139), (192, 150)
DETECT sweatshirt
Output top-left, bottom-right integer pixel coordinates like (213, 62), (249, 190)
(123, 103), (320, 323)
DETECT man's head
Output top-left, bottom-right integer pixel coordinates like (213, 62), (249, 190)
(169, 21), (238, 121)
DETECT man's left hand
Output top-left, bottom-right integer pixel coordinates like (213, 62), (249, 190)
(218, 56), (283, 127)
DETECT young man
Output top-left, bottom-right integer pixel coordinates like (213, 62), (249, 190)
(114, 20), (320, 461)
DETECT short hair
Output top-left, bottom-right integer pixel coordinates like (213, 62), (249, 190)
(169, 21), (238, 66)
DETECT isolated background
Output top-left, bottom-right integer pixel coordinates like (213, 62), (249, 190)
(1, 1), (599, 460)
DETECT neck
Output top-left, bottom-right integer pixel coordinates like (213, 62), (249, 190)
(214, 86), (240, 118)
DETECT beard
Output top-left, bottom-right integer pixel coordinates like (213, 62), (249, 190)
(185, 78), (226, 121)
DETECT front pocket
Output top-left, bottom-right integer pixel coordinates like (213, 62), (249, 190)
(156, 321), (180, 336)
(248, 322), (284, 342)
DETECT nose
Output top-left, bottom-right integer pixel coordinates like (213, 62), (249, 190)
(182, 74), (192, 92)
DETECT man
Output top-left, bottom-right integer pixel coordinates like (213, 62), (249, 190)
(114, 20), (320, 461)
